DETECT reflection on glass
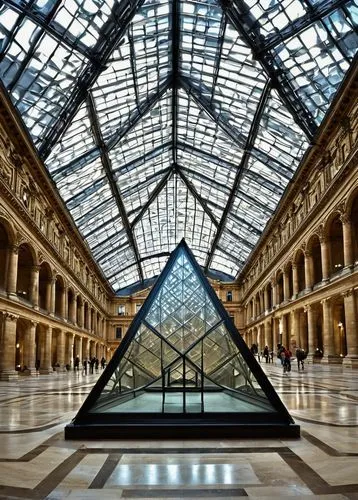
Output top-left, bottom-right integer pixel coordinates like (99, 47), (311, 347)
(90, 247), (275, 414)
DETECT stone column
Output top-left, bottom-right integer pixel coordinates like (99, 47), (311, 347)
(88, 307), (92, 331)
(72, 295), (77, 325)
(0, 312), (19, 380)
(56, 330), (66, 370)
(292, 264), (299, 297)
(40, 325), (53, 374)
(264, 287), (269, 311)
(272, 279), (277, 307)
(342, 289), (358, 367)
(341, 214), (353, 268)
(283, 271), (290, 302)
(305, 304), (317, 363)
(45, 278), (52, 312)
(29, 265), (40, 309)
(304, 251), (313, 291)
(60, 287), (67, 320)
(264, 320), (272, 349)
(6, 245), (19, 298)
(291, 309), (300, 347)
(50, 278), (56, 316)
(82, 337), (89, 361)
(320, 237), (330, 281)
(80, 300), (85, 328)
(68, 294), (76, 324)
(77, 336), (83, 362)
(23, 320), (37, 374)
(321, 298), (340, 364)
(67, 333), (74, 367)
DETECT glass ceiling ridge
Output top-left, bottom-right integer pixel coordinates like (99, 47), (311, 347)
(37, 0), (148, 159)
(221, 0), (317, 138)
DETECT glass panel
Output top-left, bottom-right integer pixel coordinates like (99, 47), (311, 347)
(90, 245), (276, 414)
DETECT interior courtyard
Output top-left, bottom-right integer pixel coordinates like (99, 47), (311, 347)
(0, 0), (358, 496)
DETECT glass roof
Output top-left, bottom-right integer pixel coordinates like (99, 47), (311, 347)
(0, 0), (357, 292)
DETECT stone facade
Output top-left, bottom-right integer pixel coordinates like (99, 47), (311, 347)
(0, 62), (357, 379)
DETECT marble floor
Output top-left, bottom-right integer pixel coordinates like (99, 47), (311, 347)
(0, 362), (357, 499)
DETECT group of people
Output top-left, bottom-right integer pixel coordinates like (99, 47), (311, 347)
(74, 356), (106, 374)
(250, 343), (307, 373)
(277, 344), (307, 372)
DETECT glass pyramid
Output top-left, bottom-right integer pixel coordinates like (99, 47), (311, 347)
(66, 240), (299, 438)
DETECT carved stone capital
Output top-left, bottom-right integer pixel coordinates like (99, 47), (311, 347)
(340, 212), (351, 225)
(342, 288), (354, 299)
(3, 312), (19, 322)
(8, 244), (19, 254)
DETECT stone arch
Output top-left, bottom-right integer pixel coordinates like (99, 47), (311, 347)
(76, 294), (83, 326)
(293, 248), (305, 293)
(16, 242), (35, 301)
(67, 286), (75, 323)
(0, 219), (12, 290)
(307, 233), (323, 285)
(346, 188), (358, 264)
(275, 269), (284, 304)
(325, 211), (344, 274)
(38, 261), (52, 310)
(284, 260), (293, 299)
(55, 274), (66, 317)
(266, 281), (272, 310)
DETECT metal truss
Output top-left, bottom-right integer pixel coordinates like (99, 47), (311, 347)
(39, 0), (147, 159)
(220, 0), (317, 139)
(205, 80), (272, 271)
(87, 91), (144, 282)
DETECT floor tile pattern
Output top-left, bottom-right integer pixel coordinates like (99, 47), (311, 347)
(0, 364), (357, 499)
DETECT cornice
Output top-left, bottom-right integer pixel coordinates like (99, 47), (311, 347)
(0, 181), (108, 315)
(238, 59), (358, 281)
(0, 86), (112, 295)
(240, 156), (358, 301)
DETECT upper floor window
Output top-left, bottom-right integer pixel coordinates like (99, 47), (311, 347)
(116, 326), (122, 339)
(118, 305), (125, 315)
(227, 291), (233, 302)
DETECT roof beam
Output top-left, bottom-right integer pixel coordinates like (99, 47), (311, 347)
(112, 142), (171, 176)
(220, 0), (317, 139)
(174, 165), (220, 227)
(177, 141), (292, 183)
(2, 0), (93, 60)
(86, 92), (144, 282)
(130, 168), (174, 228)
(107, 78), (172, 151)
(39, 0), (146, 159)
(216, 245), (246, 267)
(205, 80), (272, 272)
(171, 0), (180, 164)
(180, 76), (247, 149)
(261, 0), (351, 54)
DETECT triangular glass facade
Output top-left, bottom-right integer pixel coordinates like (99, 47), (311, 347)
(66, 241), (298, 438)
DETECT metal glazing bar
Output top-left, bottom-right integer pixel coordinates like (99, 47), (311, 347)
(107, 78), (172, 151)
(262, 0), (351, 54)
(220, 0), (316, 139)
(205, 80), (272, 271)
(2, 0), (93, 59)
(131, 168), (174, 228)
(180, 76), (247, 149)
(39, 0), (147, 159)
(174, 165), (220, 227)
(87, 92), (144, 282)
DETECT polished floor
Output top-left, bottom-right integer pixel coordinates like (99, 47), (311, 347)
(0, 361), (357, 499)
